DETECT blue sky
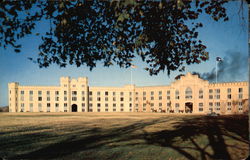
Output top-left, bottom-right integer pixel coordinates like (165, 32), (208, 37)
(0, 1), (248, 106)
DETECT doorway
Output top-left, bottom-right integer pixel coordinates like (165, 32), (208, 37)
(185, 102), (193, 113)
(72, 104), (77, 112)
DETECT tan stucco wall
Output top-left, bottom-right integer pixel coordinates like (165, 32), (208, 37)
(8, 72), (248, 114)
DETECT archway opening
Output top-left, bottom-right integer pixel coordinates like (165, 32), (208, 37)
(185, 102), (193, 113)
(72, 104), (77, 112)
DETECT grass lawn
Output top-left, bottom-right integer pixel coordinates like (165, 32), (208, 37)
(0, 113), (248, 160)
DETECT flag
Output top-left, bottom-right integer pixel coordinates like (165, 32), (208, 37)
(131, 65), (137, 69)
(216, 57), (222, 61)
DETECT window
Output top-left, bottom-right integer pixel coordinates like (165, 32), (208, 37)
(129, 103), (132, 112)
(151, 91), (154, 96)
(105, 91), (108, 96)
(72, 91), (77, 95)
(159, 96), (162, 100)
(55, 91), (59, 95)
(199, 103), (203, 112)
(64, 91), (67, 95)
(72, 97), (77, 101)
(227, 88), (231, 93)
(113, 97), (116, 101)
(97, 103), (101, 112)
(215, 89), (220, 93)
(209, 89), (213, 93)
(38, 97), (42, 101)
(38, 103), (42, 112)
(82, 85), (85, 87)
(167, 103), (171, 107)
(82, 91), (84, 95)
(47, 91), (50, 95)
(120, 97), (124, 101)
(113, 92), (116, 96)
(120, 92), (124, 96)
(151, 97), (154, 100)
(97, 91), (101, 96)
(89, 103), (93, 112)
(64, 97), (67, 101)
(29, 96), (33, 101)
(29, 91), (33, 95)
(175, 103), (179, 108)
(64, 84), (67, 87)
(30, 103), (33, 112)
(167, 90), (170, 95)
(239, 88), (243, 93)
(199, 89), (203, 99)
(97, 97), (101, 101)
(135, 92), (138, 96)
(89, 97), (92, 101)
(159, 91), (162, 95)
(215, 89), (220, 99)
(82, 103), (85, 112)
(175, 90), (179, 99)
(82, 97), (85, 101)
(113, 104), (116, 112)
(55, 103), (59, 112)
(105, 103), (108, 112)
(185, 87), (192, 99)
(21, 90), (24, 95)
(143, 97), (146, 100)
(47, 97), (50, 101)
(143, 92), (146, 96)
(64, 103), (67, 112)
(55, 97), (59, 101)
(159, 103), (162, 109)
(239, 88), (243, 99)
(105, 97), (108, 101)
(47, 103), (50, 112)
(215, 102), (220, 110)
(143, 103), (146, 111)
(129, 92), (132, 96)
(72, 85), (76, 87)
(20, 103), (25, 112)
(89, 91), (92, 96)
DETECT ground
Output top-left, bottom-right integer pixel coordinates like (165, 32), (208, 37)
(0, 113), (248, 160)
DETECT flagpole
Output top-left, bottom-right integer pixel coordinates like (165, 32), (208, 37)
(216, 60), (218, 83)
(130, 67), (132, 85)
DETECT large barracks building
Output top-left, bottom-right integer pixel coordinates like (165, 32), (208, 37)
(8, 73), (248, 114)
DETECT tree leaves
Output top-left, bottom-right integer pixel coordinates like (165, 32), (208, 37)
(0, 0), (229, 75)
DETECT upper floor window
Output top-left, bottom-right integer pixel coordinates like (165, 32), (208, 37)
(175, 90), (180, 99)
(227, 88), (231, 93)
(55, 91), (59, 95)
(185, 87), (192, 99)
(29, 91), (33, 95)
(239, 88), (243, 93)
(199, 89), (203, 99)
(21, 91), (25, 95)
(105, 91), (108, 96)
(72, 91), (77, 95)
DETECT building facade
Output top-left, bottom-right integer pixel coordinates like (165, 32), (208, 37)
(8, 73), (248, 114)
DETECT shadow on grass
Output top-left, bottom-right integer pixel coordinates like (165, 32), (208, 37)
(1, 115), (248, 160)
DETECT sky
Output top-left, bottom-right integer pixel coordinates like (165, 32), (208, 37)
(0, 1), (248, 106)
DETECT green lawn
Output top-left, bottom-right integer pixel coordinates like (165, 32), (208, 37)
(0, 113), (248, 160)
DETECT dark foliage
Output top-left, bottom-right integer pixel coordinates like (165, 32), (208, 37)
(0, 0), (229, 75)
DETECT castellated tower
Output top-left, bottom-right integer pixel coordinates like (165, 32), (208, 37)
(60, 77), (89, 112)
(8, 82), (19, 112)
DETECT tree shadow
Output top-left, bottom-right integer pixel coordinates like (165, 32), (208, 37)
(2, 115), (248, 160)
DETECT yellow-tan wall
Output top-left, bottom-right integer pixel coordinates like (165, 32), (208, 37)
(8, 73), (248, 114)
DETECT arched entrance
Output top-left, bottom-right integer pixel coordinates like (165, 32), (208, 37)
(72, 104), (77, 112)
(185, 102), (193, 113)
